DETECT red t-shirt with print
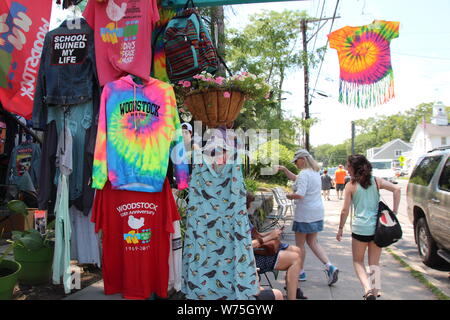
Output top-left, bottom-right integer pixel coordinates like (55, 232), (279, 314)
(91, 179), (179, 299)
(83, 0), (160, 86)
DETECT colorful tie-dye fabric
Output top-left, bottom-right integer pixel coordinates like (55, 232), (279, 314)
(92, 75), (189, 192)
(151, 7), (176, 83)
(328, 20), (400, 108)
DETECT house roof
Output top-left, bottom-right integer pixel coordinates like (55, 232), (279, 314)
(369, 138), (411, 158)
(411, 123), (450, 142)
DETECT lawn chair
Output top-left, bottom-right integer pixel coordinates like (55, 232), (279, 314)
(273, 187), (294, 217)
(259, 188), (289, 232)
(257, 268), (280, 288)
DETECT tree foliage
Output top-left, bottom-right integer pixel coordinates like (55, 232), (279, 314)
(311, 102), (445, 167)
(225, 9), (325, 150)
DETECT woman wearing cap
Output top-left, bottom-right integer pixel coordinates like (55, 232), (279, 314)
(275, 149), (339, 286)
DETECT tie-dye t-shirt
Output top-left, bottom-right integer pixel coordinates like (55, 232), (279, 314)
(92, 75), (189, 192)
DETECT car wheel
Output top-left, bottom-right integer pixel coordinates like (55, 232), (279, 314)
(415, 218), (443, 267)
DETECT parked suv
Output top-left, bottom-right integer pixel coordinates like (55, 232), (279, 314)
(407, 146), (450, 267)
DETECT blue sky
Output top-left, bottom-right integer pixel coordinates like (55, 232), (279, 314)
(226, 0), (450, 146)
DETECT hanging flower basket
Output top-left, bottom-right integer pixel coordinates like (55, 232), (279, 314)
(183, 89), (246, 128)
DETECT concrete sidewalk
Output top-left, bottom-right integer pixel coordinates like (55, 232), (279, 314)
(66, 197), (437, 300)
(262, 198), (438, 300)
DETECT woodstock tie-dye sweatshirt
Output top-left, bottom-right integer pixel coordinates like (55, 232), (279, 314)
(92, 75), (189, 192)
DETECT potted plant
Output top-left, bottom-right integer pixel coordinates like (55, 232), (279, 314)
(0, 243), (21, 300)
(6, 200), (54, 286)
(177, 71), (271, 128)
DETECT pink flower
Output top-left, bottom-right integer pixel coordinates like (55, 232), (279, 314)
(182, 81), (191, 88)
(178, 80), (185, 85)
(215, 77), (225, 85)
(179, 108), (186, 113)
(206, 78), (214, 82)
(193, 75), (202, 79)
(223, 91), (231, 98)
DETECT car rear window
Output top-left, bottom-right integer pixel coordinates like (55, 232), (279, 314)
(438, 157), (450, 192)
(410, 155), (443, 186)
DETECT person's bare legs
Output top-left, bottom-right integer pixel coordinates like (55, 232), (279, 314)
(275, 250), (301, 300)
(368, 241), (382, 297)
(352, 238), (372, 296)
(295, 232), (307, 272)
(306, 233), (330, 264)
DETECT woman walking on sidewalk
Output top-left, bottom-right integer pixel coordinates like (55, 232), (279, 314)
(275, 149), (339, 286)
(336, 154), (401, 300)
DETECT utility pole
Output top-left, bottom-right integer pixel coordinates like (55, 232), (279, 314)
(300, 16), (340, 152)
(351, 121), (355, 154)
(301, 19), (310, 151)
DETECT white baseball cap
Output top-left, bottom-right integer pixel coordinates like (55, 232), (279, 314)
(181, 122), (192, 132)
(291, 149), (311, 163)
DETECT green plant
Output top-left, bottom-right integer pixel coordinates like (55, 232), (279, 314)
(0, 200), (55, 266)
(176, 71), (272, 101)
(244, 177), (259, 193)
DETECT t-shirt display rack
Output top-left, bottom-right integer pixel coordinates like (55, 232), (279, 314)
(18, 0), (261, 300)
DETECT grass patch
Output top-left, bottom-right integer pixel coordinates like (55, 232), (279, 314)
(386, 248), (450, 300)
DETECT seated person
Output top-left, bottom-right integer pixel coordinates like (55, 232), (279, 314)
(255, 285), (284, 300)
(247, 193), (307, 300)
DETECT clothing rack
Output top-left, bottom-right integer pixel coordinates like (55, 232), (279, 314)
(0, 107), (42, 145)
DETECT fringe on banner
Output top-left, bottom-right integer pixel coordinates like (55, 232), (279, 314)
(339, 72), (395, 108)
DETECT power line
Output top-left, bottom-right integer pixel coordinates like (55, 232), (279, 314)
(311, 0), (340, 99)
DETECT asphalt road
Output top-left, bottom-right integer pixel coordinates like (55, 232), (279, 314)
(379, 179), (450, 297)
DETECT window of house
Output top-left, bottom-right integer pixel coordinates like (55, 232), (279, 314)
(395, 150), (402, 157)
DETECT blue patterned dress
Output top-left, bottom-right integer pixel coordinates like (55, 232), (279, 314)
(181, 161), (258, 300)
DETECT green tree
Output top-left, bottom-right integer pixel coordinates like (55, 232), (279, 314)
(226, 10), (325, 149)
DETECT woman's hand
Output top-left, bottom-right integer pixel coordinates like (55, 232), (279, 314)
(273, 165), (285, 173)
(336, 228), (343, 241)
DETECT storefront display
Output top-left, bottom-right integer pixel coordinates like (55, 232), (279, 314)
(181, 138), (258, 300)
(92, 74), (189, 192)
(92, 179), (179, 299)
(83, 0), (160, 86)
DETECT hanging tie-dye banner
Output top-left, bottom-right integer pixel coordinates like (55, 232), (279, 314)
(328, 20), (400, 108)
(0, 0), (52, 119)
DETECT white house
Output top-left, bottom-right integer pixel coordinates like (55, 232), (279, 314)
(406, 102), (450, 172)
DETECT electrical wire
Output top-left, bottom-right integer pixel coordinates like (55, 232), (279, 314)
(310, 0), (340, 102)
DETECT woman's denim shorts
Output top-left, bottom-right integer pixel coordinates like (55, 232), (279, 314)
(292, 220), (324, 234)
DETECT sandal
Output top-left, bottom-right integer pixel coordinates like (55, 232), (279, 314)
(363, 289), (376, 300)
(284, 286), (308, 300)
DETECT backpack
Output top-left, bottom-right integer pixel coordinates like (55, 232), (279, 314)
(163, 4), (219, 83)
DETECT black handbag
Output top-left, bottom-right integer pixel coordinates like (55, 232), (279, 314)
(374, 180), (402, 247)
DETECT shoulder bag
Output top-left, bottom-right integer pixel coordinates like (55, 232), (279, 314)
(251, 229), (281, 256)
(374, 178), (402, 247)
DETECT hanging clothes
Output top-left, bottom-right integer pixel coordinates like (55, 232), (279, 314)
(83, 0), (160, 86)
(181, 150), (258, 300)
(5, 141), (41, 191)
(168, 220), (182, 292)
(32, 17), (100, 213)
(327, 20), (400, 108)
(52, 125), (73, 294)
(47, 103), (93, 204)
(92, 75), (189, 192)
(70, 205), (101, 266)
(91, 179), (180, 299)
